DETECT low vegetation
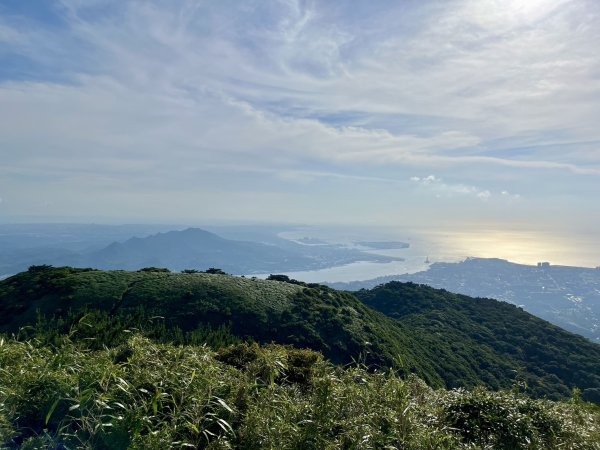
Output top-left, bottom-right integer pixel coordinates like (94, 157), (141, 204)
(2, 267), (600, 404)
(2, 266), (600, 448)
(356, 281), (600, 402)
(1, 333), (599, 449)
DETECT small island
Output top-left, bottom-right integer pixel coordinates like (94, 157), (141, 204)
(355, 241), (410, 250)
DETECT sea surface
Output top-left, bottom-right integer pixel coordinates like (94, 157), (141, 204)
(257, 227), (600, 283)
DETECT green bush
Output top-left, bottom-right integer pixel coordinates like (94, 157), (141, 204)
(1, 333), (600, 449)
(440, 387), (563, 449)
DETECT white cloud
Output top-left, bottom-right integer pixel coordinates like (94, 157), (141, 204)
(410, 175), (521, 203)
(4, 1), (600, 172)
(477, 190), (491, 201)
(0, 0), (597, 226)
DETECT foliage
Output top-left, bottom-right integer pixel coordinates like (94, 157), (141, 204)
(439, 387), (563, 449)
(22, 308), (243, 351)
(0, 267), (438, 382)
(1, 334), (599, 449)
(2, 267), (600, 405)
(356, 281), (600, 401)
(266, 274), (307, 286)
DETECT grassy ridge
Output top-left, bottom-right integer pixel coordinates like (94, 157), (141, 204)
(0, 266), (442, 386)
(356, 281), (600, 403)
(1, 334), (599, 449)
(2, 266), (600, 404)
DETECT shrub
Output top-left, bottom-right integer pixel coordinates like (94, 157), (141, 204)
(1, 334), (599, 449)
(440, 387), (564, 449)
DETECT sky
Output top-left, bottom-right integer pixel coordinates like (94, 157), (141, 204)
(1, 0), (600, 235)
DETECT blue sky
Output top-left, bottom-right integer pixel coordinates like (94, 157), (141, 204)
(1, 0), (599, 233)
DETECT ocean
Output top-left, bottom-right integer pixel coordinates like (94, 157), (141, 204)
(259, 226), (600, 283)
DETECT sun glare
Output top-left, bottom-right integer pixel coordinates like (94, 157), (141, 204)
(422, 228), (599, 268)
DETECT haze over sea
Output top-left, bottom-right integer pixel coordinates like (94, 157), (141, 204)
(265, 226), (600, 283)
(2, 1), (600, 250)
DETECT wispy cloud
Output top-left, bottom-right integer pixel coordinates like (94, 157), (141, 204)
(410, 175), (510, 202)
(0, 0), (598, 226)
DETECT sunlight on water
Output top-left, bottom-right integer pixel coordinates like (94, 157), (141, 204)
(418, 228), (600, 268)
(267, 226), (600, 283)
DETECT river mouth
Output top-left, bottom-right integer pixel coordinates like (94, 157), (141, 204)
(252, 226), (600, 284)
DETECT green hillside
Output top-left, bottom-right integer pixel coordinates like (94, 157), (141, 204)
(355, 281), (600, 403)
(0, 266), (442, 387)
(2, 266), (600, 404)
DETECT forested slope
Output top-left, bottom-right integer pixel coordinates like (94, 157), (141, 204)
(355, 281), (600, 402)
(2, 266), (600, 403)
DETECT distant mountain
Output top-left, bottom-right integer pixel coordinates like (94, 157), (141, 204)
(0, 225), (402, 276)
(2, 266), (600, 403)
(0, 223), (181, 276)
(328, 258), (600, 343)
(79, 228), (402, 274)
(80, 228), (299, 273)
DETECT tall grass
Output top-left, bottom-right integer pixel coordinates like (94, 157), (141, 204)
(1, 334), (599, 449)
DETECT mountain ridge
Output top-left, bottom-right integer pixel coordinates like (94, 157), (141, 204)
(2, 266), (600, 403)
(328, 257), (600, 343)
(0, 226), (403, 276)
